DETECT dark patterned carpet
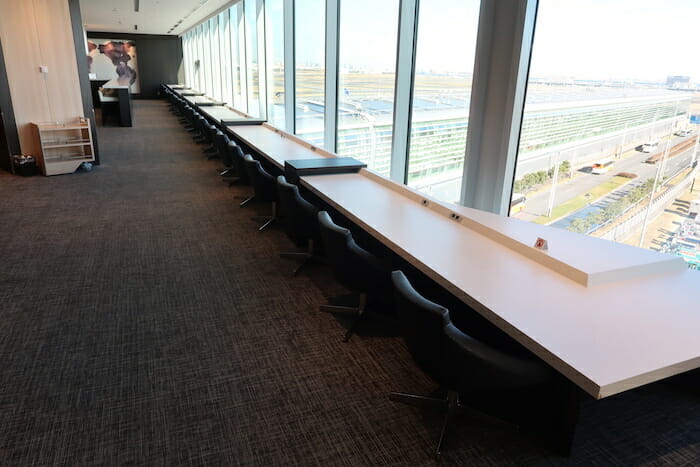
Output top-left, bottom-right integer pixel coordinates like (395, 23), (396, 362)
(0, 100), (698, 466)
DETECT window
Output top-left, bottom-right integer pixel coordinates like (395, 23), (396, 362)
(407, 0), (481, 203)
(294, 0), (325, 147)
(513, 0), (699, 271)
(194, 25), (204, 91)
(209, 16), (222, 102)
(244, 0), (263, 117)
(183, 32), (193, 87)
(336, 0), (399, 177)
(230, 3), (246, 110)
(219, 11), (233, 107)
(265, 0), (285, 128)
(202, 20), (213, 95)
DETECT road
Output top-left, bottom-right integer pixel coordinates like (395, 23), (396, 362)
(516, 133), (698, 221)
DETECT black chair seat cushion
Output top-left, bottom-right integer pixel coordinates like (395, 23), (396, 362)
(443, 321), (553, 392)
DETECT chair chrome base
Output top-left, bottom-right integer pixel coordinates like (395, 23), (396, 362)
(280, 240), (322, 275)
(389, 389), (460, 459)
(320, 292), (367, 342)
(390, 389), (516, 459)
(253, 215), (277, 231)
(239, 195), (255, 207)
(249, 202), (278, 231)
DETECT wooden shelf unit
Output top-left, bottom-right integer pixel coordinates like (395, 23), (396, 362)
(33, 118), (95, 176)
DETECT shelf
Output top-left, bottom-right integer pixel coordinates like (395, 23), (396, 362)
(37, 125), (89, 131)
(43, 140), (92, 149)
(34, 118), (94, 176)
(45, 154), (93, 161)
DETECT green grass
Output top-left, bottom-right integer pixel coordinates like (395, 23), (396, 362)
(534, 176), (629, 224)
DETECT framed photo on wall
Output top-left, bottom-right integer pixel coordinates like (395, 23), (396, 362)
(87, 38), (140, 94)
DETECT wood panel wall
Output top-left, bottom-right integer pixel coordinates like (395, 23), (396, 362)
(0, 0), (84, 157)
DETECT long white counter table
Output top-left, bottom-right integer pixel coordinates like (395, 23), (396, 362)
(222, 116), (700, 400)
(226, 123), (332, 170)
(301, 169), (700, 400)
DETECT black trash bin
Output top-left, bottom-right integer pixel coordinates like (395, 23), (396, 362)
(13, 155), (37, 176)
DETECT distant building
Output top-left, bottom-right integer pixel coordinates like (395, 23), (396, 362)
(667, 76), (691, 89)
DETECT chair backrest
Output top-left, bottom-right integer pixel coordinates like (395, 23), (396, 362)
(195, 116), (207, 135)
(243, 154), (276, 202)
(277, 176), (319, 245)
(229, 142), (249, 183)
(214, 132), (230, 165)
(391, 270), (448, 381)
(317, 211), (386, 292)
(206, 123), (218, 143)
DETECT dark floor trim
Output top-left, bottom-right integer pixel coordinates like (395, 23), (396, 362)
(68, 0), (100, 165)
(0, 36), (21, 173)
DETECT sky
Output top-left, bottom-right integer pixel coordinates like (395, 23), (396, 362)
(293, 0), (700, 82)
(530, 0), (700, 82)
(192, 0), (700, 84)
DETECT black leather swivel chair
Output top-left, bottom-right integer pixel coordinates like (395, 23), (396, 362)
(241, 154), (279, 231)
(276, 176), (322, 275)
(204, 125), (221, 159)
(192, 116), (209, 144)
(213, 131), (234, 173)
(223, 141), (250, 188)
(389, 270), (556, 458)
(183, 106), (199, 132)
(317, 210), (390, 342)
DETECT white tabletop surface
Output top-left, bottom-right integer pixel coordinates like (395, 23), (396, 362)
(175, 89), (204, 96)
(301, 170), (700, 399)
(183, 95), (224, 106)
(227, 124), (330, 169)
(199, 106), (248, 122)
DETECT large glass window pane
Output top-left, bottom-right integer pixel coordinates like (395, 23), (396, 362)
(294, 0), (325, 147)
(183, 33), (192, 86)
(512, 0), (699, 272)
(209, 16), (222, 101)
(186, 32), (195, 87)
(407, 0), (480, 203)
(202, 20), (213, 95)
(219, 11), (232, 106)
(244, 0), (262, 117)
(195, 25), (204, 91)
(230, 4), (246, 110)
(265, 0), (285, 128)
(336, 0), (399, 176)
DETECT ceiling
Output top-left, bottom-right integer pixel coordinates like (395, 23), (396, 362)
(80, 0), (235, 36)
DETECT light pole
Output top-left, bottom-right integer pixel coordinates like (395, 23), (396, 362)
(546, 151), (561, 217)
(639, 137), (672, 247)
(691, 119), (700, 167)
(618, 122), (629, 159)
